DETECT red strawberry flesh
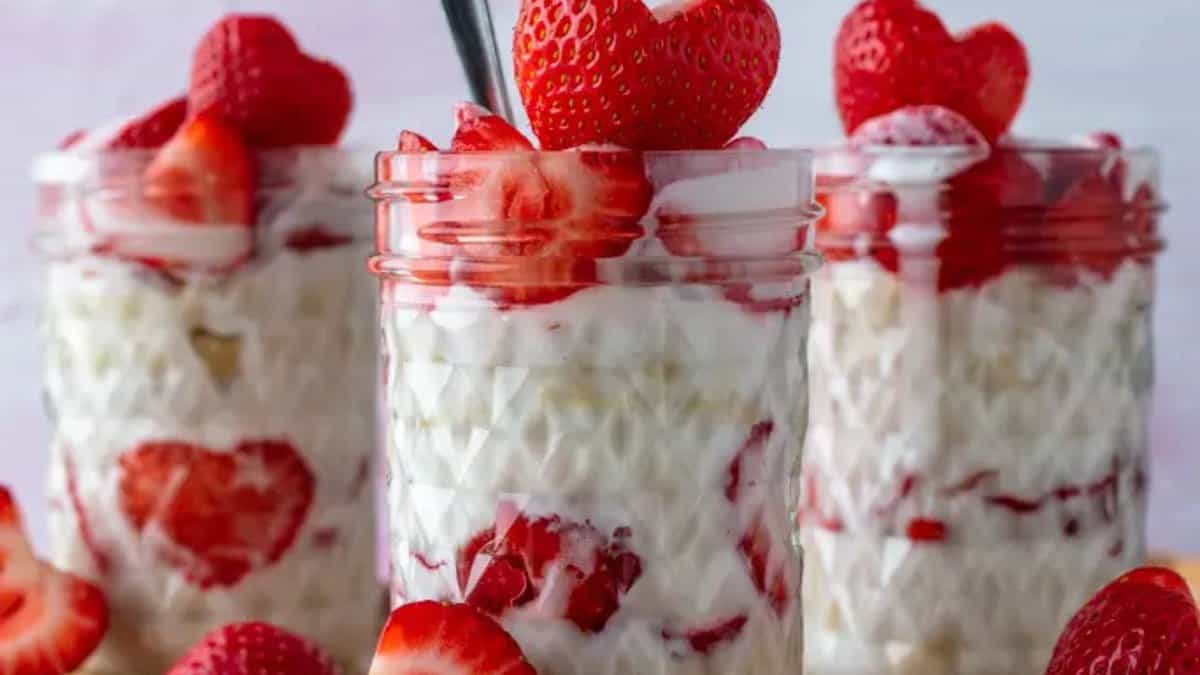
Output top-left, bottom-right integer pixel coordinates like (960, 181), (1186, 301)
(167, 621), (341, 675)
(370, 601), (536, 675)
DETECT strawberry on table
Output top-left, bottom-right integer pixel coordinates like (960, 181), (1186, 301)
(514, 0), (781, 150)
(167, 622), (341, 675)
(117, 440), (315, 589)
(1044, 566), (1200, 675)
(189, 14), (353, 147)
(835, 0), (1029, 142)
(369, 601), (536, 675)
(0, 486), (108, 675)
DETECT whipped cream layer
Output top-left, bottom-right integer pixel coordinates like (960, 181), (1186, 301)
(803, 260), (1154, 675)
(383, 282), (809, 675)
(42, 240), (381, 673)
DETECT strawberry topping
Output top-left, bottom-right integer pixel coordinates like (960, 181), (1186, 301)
(850, 105), (988, 148)
(457, 505), (642, 633)
(514, 0), (780, 150)
(167, 622), (341, 675)
(189, 14), (353, 147)
(1045, 567), (1200, 675)
(107, 97), (189, 149)
(835, 0), (1028, 142)
(117, 440), (315, 589)
(369, 602), (536, 675)
(143, 114), (255, 227)
(0, 486), (108, 675)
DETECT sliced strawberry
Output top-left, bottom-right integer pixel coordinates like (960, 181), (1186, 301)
(189, 14), (352, 147)
(369, 602), (536, 675)
(117, 440), (315, 589)
(167, 622), (340, 675)
(514, 0), (780, 150)
(1045, 567), (1200, 675)
(835, 0), (1028, 142)
(1043, 172), (1127, 277)
(107, 96), (188, 149)
(457, 506), (642, 633)
(663, 615), (749, 655)
(144, 114), (255, 226)
(815, 175), (899, 266)
(0, 487), (108, 675)
(430, 114), (650, 306)
(849, 105), (988, 148)
(397, 130), (437, 152)
(725, 420), (774, 503)
(939, 149), (1045, 288)
(737, 512), (792, 617)
(451, 114), (536, 153)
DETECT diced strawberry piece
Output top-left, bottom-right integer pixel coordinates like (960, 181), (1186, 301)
(725, 421), (775, 503)
(850, 105), (988, 148)
(738, 512), (792, 617)
(117, 440), (315, 589)
(167, 622), (340, 675)
(514, 0), (780, 150)
(0, 486), (108, 675)
(397, 130), (437, 152)
(1043, 172), (1127, 276)
(1045, 567), (1200, 675)
(939, 149), (1045, 288)
(189, 14), (352, 147)
(107, 97), (189, 149)
(432, 118), (650, 306)
(815, 175), (900, 267)
(835, 0), (1028, 142)
(369, 602), (536, 675)
(453, 101), (494, 128)
(663, 615), (749, 654)
(906, 518), (948, 542)
(457, 507), (642, 633)
(283, 225), (353, 253)
(450, 113), (535, 153)
(144, 114), (256, 226)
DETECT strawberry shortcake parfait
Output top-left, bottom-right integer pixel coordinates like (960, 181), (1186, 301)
(33, 15), (380, 674)
(801, 2), (1166, 674)
(370, 0), (819, 673)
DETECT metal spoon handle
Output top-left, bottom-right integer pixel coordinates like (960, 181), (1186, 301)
(441, 0), (514, 121)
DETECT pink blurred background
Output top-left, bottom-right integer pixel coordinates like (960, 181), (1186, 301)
(1, 0), (1197, 553)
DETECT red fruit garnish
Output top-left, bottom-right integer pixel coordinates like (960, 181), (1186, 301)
(815, 175), (899, 267)
(457, 506), (642, 633)
(189, 14), (353, 147)
(850, 105), (988, 148)
(369, 602), (536, 675)
(1043, 172), (1127, 276)
(426, 114), (650, 306)
(1045, 566), (1200, 675)
(107, 97), (189, 149)
(167, 622), (340, 675)
(514, 0), (781, 150)
(144, 114), (255, 226)
(117, 440), (315, 589)
(939, 149), (1045, 289)
(450, 113), (536, 153)
(835, 0), (1029, 142)
(0, 486), (109, 675)
(397, 130), (437, 153)
(283, 225), (353, 253)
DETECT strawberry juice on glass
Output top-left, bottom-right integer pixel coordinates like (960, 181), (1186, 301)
(32, 15), (380, 674)
(801, 2), (1166, 674)
(368, 0), (819, 671)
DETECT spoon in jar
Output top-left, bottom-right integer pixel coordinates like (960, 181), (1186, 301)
(441, 0), (515, 121)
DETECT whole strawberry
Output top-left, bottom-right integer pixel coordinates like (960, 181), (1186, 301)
(167, 622), (341, 675)
(835, 0), (1028, 142)
(1045, 567), (1200, 675)
(189, 14), (353, 147)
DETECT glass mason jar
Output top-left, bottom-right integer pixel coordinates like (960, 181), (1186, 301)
(370, 147), (820, 674)
(802, 144), (1165, 675)
(32, 148), (383, 674)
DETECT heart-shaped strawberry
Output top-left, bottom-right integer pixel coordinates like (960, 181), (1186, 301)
(189, 14), (353, 148)
(514, 0), (780, 150)
(835, 0), (1029, 142)
(118, 439), (315, 589)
